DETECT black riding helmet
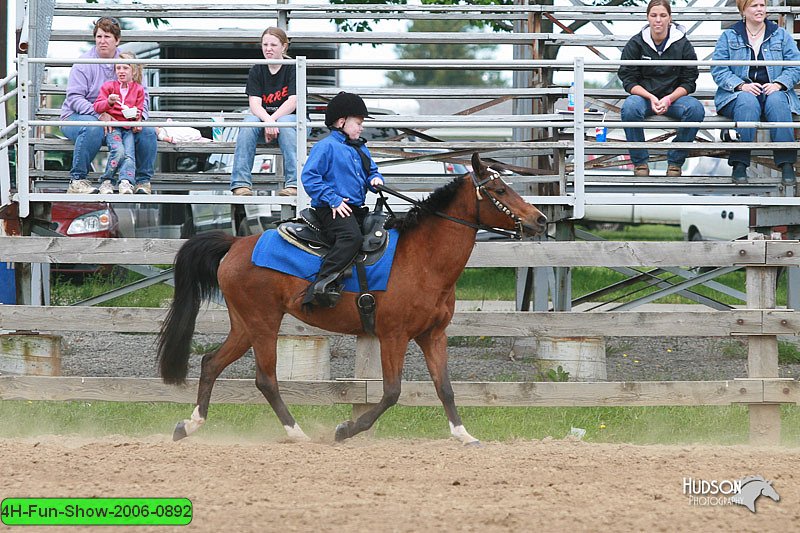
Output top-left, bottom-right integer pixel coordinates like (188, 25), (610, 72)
(324, 91), (369, 128)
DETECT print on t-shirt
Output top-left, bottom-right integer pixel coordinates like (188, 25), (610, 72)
(245, 64), (296, 111)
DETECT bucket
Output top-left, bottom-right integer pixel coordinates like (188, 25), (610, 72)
(534, 336), (606, 382)
(0, 334), (62, 376)
(276, 336), (330, 380)
(0, 262), (15, 304)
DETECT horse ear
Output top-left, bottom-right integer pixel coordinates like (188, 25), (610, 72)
(471, 152), (485, 174)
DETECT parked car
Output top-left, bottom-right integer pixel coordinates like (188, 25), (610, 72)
(51, 202), (119, 237)
(184, 105), (467, 236)
(49, 202), (122, 273)
(680, 205), (749, 241)
(581, 158), (728, 230)
(229, 152), (467, 236)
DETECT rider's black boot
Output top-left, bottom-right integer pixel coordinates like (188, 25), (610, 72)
(304, 272), (344, 308)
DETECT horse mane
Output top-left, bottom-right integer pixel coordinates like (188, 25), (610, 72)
(739, 476), (766, 484)
(385, 175), (465, 233)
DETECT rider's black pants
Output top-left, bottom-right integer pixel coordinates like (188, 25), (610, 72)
(314, 205), (368, 283)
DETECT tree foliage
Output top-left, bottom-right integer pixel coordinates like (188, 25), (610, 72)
(386, 19), (507, 86)
(85, 0), (170, 29)
(331, 0), (644, 86)
(328, 0), (407, 33)
(330, 0), (645, 35)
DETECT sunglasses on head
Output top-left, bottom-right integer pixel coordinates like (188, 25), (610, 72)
(95, 17), (121, 28)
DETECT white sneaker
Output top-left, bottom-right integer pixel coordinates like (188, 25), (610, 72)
(118, 180), (134, 194)
(98, 180), (114, 194)
(66, 179), (98, 194)
(134, 182), (152, 195)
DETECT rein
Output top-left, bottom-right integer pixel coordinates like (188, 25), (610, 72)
(375, 170), (525, 239)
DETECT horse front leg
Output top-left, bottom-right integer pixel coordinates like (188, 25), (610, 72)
(335, 338), (406, 442)
(173, 333), (251, 441)
(416, 329), (480, 446)
(253, 334), (309, 441)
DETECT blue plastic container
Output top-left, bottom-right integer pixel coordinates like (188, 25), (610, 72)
(0, 262), (16, 304)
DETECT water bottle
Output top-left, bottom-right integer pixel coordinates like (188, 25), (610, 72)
(567, 82), (575, 111)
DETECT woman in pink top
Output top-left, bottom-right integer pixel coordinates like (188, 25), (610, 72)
(93, 52), (145, 194)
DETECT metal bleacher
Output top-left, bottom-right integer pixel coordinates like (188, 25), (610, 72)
(12, 2), (800, 213)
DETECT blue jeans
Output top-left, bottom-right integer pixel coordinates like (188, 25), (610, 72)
(62, 114), (157, 185)
(230, 114), (299, 190)
(717, 91), (797, 167)
(620, 94), (706, 166)
(100, 127), (136, 184)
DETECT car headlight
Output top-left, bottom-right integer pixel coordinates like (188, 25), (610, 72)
(66, 210), (113, 235)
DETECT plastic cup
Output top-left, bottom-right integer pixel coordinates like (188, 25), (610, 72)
(595, 126), (607, 142)
(212, 116), (224, 141)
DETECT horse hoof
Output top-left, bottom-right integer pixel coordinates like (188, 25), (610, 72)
(334, 421), (353, 442)
(464, 440), (482, 448)
(172, 422), (188, 441)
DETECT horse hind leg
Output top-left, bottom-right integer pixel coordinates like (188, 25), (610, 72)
(253, 334), (309, 442)
(416, 330), (480, 446)
(173, 333), (251, 441)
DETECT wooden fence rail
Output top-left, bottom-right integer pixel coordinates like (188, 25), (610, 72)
(2, 237), (798, 267)
(1, 376), (797, 408)
(0, 306), (796, 338)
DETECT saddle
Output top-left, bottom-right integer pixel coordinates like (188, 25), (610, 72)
(281, 204), (391, 335)
(277, 207), (390, 266)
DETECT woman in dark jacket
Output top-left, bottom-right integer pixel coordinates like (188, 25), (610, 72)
(618, 0), (705, 177)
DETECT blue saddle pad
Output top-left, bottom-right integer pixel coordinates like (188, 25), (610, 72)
(251, 228), (399, 292)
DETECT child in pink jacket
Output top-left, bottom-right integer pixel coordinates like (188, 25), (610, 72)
(93, 52), (146, 194)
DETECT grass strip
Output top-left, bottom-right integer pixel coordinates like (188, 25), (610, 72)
(2, 401), (798, 446)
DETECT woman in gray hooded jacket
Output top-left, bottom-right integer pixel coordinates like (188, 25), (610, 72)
(618, 0), (705, 178)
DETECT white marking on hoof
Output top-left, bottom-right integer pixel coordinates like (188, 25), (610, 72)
(284, 423), (310, 441)
(182, 405), (205, 436)
(449, 422), (480, 445)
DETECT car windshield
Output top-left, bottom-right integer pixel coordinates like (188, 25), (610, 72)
(306, 104), (400, 141)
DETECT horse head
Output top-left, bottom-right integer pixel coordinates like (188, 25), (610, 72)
(470, 152), (547, 238)
(760, 480), (780, 502)
(732, 476), (780, 512)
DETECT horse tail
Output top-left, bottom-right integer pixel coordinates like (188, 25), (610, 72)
(158, 230), (235, 385)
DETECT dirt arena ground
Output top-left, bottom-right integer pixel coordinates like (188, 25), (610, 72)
(1, 435), (797, 532)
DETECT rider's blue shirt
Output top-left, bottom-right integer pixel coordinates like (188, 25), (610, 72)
(301, 129), (384, 209)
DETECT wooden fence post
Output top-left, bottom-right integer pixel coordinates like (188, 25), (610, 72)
(746, 265), (781, 445)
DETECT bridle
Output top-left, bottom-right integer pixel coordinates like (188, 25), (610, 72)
(469, 167), (525, 239)
(375, 167), (527, 240)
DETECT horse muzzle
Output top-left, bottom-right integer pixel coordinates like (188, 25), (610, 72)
(520, 213), (548, 237)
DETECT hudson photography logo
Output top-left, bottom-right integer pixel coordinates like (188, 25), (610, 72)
(683, 476), (781, 513)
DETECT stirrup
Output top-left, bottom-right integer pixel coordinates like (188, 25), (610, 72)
(312, 290), (341, 308)
(310, 273), (343, 308)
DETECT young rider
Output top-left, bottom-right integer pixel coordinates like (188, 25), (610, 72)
(300, 92), (385, 307)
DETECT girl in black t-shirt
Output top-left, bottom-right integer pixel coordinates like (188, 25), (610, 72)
(230, 27), (300, 196)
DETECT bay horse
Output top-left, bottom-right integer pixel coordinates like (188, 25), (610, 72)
(157, 152), (547, 445)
